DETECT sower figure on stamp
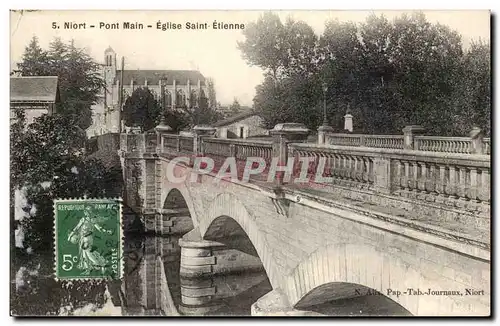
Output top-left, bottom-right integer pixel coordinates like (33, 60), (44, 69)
(67, 205), (112, 276)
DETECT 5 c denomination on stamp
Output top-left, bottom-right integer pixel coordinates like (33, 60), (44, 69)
(54, 199), (122, 280)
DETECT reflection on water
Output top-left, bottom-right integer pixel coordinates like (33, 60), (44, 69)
(121, 232), (273, 316)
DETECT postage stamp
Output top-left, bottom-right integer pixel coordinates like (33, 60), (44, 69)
(54, 199), (122, 280)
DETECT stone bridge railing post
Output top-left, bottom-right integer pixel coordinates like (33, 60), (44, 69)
(317, 125), (334, 145)
(470, 127), (485, 155)
(402, 125), (425, 150)
(270, 123), (310, 186)
(155, 121), (174, 154)
(193, 125), (216, 156)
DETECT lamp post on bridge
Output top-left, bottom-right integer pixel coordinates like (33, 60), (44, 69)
(155, 75), (174, 152)
(322, 82), (328, 126)
(317, 81), (334, 145)
(159, 74), (168, 126)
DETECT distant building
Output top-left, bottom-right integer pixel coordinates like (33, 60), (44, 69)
(88, 46), (210, 137)
(213, 109), (268, 139)
(10, 76), (60, 125)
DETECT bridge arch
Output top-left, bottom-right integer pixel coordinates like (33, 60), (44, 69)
(294, 282), (412, 316)
(285, 243), (429, 315)
(161, 185), (199, 228)
(198, 192), (281, 289)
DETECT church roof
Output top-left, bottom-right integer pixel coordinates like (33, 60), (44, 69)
(10, 76), (59, 103)
(115, 70), (206, 86)
(105, 46), (115, 53)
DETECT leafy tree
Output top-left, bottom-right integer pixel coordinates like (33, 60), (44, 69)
(206, 77), (217, 108)
(122, 87), (162, 131)
(237, 12), (287, 79)
(238, 12), (320, 80)
(11, 112), (122, 251)
(229, 98), (242, 115)
(15, 37), (104, 130)
(243, 12), (489, 136)
(450, 40), (491, 136)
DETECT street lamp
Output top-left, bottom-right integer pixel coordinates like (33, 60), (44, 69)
(159, 75), (168, 125)
(322, 82), (328, 126)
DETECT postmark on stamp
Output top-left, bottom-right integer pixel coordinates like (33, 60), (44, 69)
(54, 199), (122, 280)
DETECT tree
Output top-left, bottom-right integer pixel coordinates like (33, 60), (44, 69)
(122, 87), (162, 131)
(229, 98), (242, 115)
(16, 37), (104, 130)
(11, 113), (122, 253)
(206, 77), (217, 109)
(16, 36), (49, 76)
(450, 40), (491, 136)
(238, 12), (320, 80)
(244, 12), (487, 136)
(237, 12), (287, 79)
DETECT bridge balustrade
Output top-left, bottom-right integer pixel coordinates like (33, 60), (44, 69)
(414, 136), (471, 154)
(325, 131), (490, 155)
(121, 133), (146, 153)
(124, 123), (490, 205)
(160, 134), (194, 156)
(326, 133), (405, 149)
(201, 138), (273, 181)
(289, 142), (490, 203)
(289, 145), (375, 188)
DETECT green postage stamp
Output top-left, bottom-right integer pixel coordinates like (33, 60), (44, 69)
(54, 199), (122, 280)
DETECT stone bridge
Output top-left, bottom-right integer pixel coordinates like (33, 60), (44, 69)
(119, 122), (490, 316)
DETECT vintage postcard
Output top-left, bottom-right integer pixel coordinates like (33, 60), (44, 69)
(10, 10), (491, 317)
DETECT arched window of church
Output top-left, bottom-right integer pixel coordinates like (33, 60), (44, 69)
(176, 89), (186, 108)
(164, 90), (172, 108)
(190, 90), (198, 107)
(199, 89), (208, 108)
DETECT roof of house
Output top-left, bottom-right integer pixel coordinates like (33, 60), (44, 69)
(115, 70), (206, 86)
(10, 76), (59, 102)
(213, 109), (259, 127)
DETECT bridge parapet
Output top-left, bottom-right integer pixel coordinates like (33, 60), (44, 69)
(120, 133), (146, 153)
(120, 122), (490, 235)
(325, 126), (490, 155)
(290, 142), (490, 204)
(121, 123), (490, 209)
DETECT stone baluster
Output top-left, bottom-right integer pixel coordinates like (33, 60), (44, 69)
(394, 160), (403, 193)
(417, 162), (427, 192)
(468, 167), (479, 201)
(479, 168), (490, 203)
(403, 161), (410, 192)
(435, 165), (446, 203)
(446, 166), (457, 198)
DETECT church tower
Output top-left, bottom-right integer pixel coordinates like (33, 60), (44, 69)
(103, 46), (117, 85)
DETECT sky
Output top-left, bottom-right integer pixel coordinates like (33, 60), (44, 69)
(10, 10), (490, 106)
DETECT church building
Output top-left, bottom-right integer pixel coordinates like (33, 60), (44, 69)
(88, 47), (209, 136)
